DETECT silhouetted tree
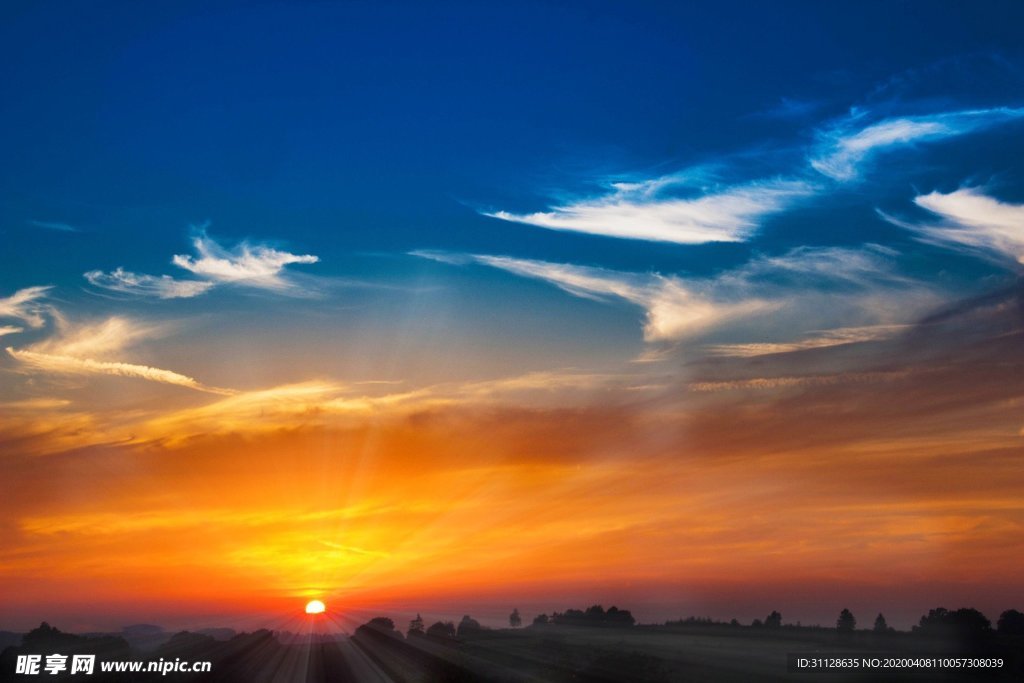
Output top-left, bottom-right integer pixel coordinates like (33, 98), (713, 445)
(837, 609), (856, 632)
(765, 611), (782, 628)
(408, 613), (425, 637)
(729, 618), (740, 627)
(426, 621), (456, 639)
(606, 606), (636, 627)
(550, 604), (635, 628)
(532, 613), (549, 626)
(916, 607), (950, 633)
(873, 613), (890, 633)
(916, 607), (991, 639)
(751, 618), (763, 628)
(354, 617), (403, 644)
(22, 622), (80, 650)
(509, 608), (522, 628)
(369, 617), (397, 632)
(456, 615), (481, 637)
(997, 609), (1024, 635)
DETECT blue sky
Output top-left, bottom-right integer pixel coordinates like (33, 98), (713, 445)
(3, 2), (1024, 373)
(3, 2), (1023, 276)
(3, 0), (1024, 450)
(3, 1), (1024, 628)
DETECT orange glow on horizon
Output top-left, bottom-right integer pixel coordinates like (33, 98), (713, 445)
(2, 345), (1023, 630)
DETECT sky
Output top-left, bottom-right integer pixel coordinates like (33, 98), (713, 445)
(2, 1), (1024, 633)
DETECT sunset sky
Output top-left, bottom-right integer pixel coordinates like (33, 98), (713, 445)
(2, 1), (1023, 633)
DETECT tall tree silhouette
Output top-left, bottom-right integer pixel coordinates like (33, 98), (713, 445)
(765, 611), (782, 628)
(456, 615), (482, 637)
(836, 609), (856, 632)
(354, 616), (403, 649)
(873, 613), (889, 633)
(426, 621), (456, 639)
(408, 613), (425, 637)
(509, 608), (522, 628)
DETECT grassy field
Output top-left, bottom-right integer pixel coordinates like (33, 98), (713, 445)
(3, 621), (1020, 682)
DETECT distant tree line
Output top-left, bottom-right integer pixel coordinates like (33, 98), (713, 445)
(531, 605), (635, 628)
(660, 607), (1024, 637)
(356, 605), (1024, 639)
(390, 604), (637, 642)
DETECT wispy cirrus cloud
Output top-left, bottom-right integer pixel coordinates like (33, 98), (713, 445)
(85, 229), (320, 298)
(139, 368), (639, 442)
(84, 268), (214, 299)
(0, 286), (51, 329)
(888, 187), (1024, 266)
(705, 324), (910, 357)
(484, 177), (815, 244)
(685, 246), (939, 351)
(0, 398), (71, 410)
(482, 103), (1024, 245)
(5, 316), (234, 395)
(810, 107), (1024, 181)
(171, 231), (319, 290)
(415, 245), (935, 351)
(29, 316), (165, 357)
(5, 347), (234, 395)
(688, 368), (917, 393)
(415, 250), (772, 343)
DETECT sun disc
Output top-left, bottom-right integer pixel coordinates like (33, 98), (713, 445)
(305, 599), (326, 614)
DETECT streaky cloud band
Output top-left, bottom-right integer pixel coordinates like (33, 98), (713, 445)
(483, 178), (815, 244)
(810, 107), (1024, 181)
(5, 347), (235, 395)
(85, 268), (215, 299)
(882, 187), (1024, 267)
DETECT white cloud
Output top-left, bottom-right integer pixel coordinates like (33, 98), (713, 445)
(811, 118), (946, 181)
(418, 252), (772, 343)
(5, 315), (233, 395)
(704, 324), (909, 357)
(726, 244), (912, 290)
(83, 230), (320, 299)
(5, 347), (233, 395)
(172, 231), (319, 290)
(903, 188), (1024, 266)
(0, 286), (51, 328)
(810, 107), (1024, 181)
(710, 246), (939, 340)
(85, 268), (215, 299)
(30, 316), (165, 358)
(416, 244), (935, 350)
(484, 178), (814, 244)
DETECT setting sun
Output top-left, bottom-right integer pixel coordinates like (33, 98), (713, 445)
(305, 600), (326, 615)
